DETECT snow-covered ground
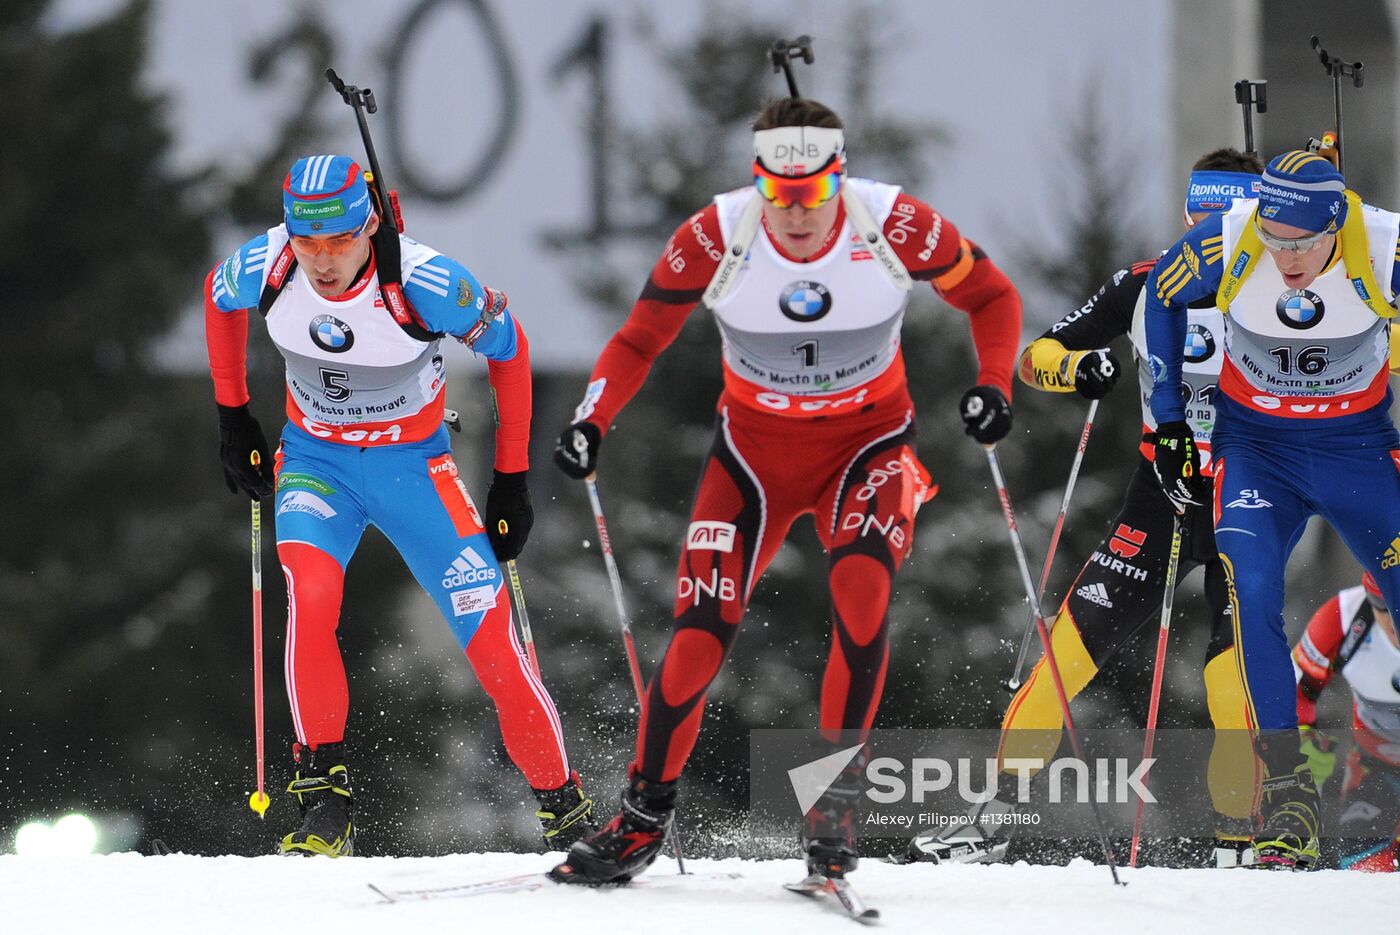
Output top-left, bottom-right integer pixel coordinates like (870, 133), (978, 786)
(1, 851), (1392, 934)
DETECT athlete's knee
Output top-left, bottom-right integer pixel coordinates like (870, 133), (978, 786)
(830, 554), (889, 647)
(657, 628), (726, 707)
(279, 542), (345, 632)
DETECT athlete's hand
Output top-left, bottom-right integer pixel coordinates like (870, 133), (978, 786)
(1299, 725), (1337, 791)
(486, 470), (533, 562)
(959, 385), (1012, 445)
(1149, 420), (1203, 513)
(1073, 349), (1120, 400)
(553, 422), (602, 480)
(217, 403), (274, 500)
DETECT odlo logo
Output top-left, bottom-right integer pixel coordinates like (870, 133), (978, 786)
(441, 546), (499, 588)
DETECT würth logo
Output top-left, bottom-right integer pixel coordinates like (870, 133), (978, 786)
(1109, 525), (1146, 559)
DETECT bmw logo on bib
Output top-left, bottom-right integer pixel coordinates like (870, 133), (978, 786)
(779, 281), (832, 323)
(1183, 323), (1215, 363)
(1275, 289), (1325, 330)
(309, 314), (355, 353)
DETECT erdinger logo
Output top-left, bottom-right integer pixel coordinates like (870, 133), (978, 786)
(309, 314), (354, 352)
(779, 281), (832, 323)
(1183, 324), (1215, 363)
(1276, 290), (1325, 330)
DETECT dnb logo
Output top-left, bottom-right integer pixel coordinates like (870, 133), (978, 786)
(779, 281), (832, 323)
(309, 314), (355, 353)
(1276, 289), (1325, 330)
(1183, 323), (1215, 363)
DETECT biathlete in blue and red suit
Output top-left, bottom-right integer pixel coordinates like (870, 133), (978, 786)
(1146, 150), (1400, 869)
(204, 155), (591, 857)
(548, 97), (1022, 885)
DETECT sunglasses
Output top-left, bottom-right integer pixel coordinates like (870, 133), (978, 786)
(753, 157), (842, 210)
(1254, 218), (1331, 254)
(289, 214), (372, 256)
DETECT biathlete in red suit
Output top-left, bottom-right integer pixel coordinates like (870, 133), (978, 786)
(548, 97), (1022, 885)
(1293, 574), (1400, 871)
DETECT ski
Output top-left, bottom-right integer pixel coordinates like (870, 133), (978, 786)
(784, 873), (880, 925)
(370, 870), (742, 903)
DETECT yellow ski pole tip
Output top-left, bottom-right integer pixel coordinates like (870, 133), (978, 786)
(249, 790), (271, 818)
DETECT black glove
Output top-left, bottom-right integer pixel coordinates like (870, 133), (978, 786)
(486, 469), (533, 561)
(1149, 420), (1204, 513)
(1073, 348), (1120, 400)
(959, 385), (1013, 445)
(553, 421), (602, 480)
(217, 403), (274, 500)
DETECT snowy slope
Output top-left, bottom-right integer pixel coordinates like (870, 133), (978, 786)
(1, 851), (1392, 935)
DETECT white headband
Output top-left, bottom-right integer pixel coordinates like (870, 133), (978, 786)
(753, 126), (845, 177)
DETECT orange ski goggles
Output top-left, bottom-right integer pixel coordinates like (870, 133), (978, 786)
(289, 214), (373, 256)
(753, 157), (842, 210)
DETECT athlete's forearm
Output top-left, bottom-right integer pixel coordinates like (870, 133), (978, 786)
(487, 318), (532, 473)
(1017, 337), (1082, 393)
(204, 265), (252, 407)
(944, 257), (1022, 397)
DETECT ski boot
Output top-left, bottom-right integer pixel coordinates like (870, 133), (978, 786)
(800, 750), (865, 879)
(535, 772), (596, 850)
(1212, 816), (1256, 868)
(548, 772), (675, 885)
(903, 796), (1016, 865)
(1251, 731), (1320, 871)
(279, 742), (353, 857)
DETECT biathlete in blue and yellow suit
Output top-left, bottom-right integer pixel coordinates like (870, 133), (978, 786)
(1145, 150), (1400, 870)
(205, 155), (592, 856)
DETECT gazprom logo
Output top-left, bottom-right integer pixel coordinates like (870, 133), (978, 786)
(1230, 252), (1250, 278)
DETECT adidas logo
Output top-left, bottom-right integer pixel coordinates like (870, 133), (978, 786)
(1383, 536), (1400, 571)
(1076, 582), (1113, 608)
(441, 545), (499, 589)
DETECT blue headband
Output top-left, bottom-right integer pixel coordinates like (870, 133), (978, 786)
(1257, 151), (1346, 233)
(1184, 171), (1260, 216)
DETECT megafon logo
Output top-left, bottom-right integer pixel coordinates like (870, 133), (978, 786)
(441, 546), (499, 588)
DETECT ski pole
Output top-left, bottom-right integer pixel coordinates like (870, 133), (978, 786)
(1129, 516), (1183, 868)
(505, 559), (542, 679)
(583, 475), (646, 701)
(582, 473), (687, 873)
(247, 451), (270, 818)
(1007, 399), (1099, 690)
(1233, 79), (1268, 156)
(982, 445), (1123, 885)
